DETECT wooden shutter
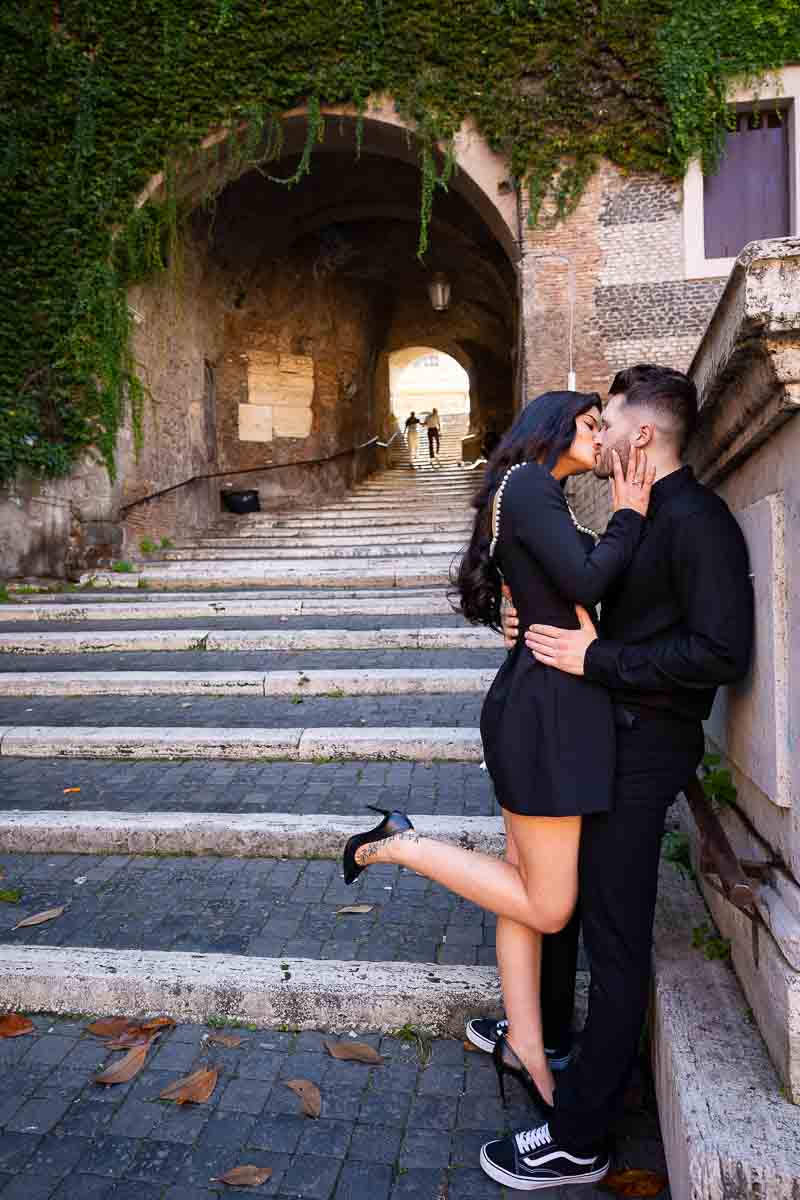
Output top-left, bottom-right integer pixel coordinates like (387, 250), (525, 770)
(703, 110), (790, 259)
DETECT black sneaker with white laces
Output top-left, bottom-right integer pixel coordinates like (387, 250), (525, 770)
(465, 1018), (573, 1071)
(480, 1122), (609, 1191)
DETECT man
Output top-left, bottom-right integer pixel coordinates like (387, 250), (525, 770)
(404, 411), (421, 467)
(473, 364), (753, 1191)
(425, 407), (441, 464)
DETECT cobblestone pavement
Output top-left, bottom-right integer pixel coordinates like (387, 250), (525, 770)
(0, 759), (497, 816)
(0, 649), (503, 674)
(0, 694), (483, 728)
(0, 1016), (669, 1200)
(0, 852), (500, 965)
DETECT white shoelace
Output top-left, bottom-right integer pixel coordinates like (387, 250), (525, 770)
(516, 1124), (552, 1155)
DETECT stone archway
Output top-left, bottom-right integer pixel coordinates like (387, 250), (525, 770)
(120, 95), (519, 541)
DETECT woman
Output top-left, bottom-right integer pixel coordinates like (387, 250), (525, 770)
(342, 391), (654, 1110)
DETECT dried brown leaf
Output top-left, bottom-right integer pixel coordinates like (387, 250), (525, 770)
(210, 1164), (273, 1186)
(285, 1078), (321, 1118)
(63, 787), (81, 794)
(206, 1032), (242, 1048)
(12, 905), (65, 929)
(94, 1041), (150, 1085)
(601, 1168), (670, 1197)
(140, 1016), (176, 1032)
(323, 1039), (383, 1065)
(335, 904), (373, 915)
(160, 1066), (218, 1105)
(0, 1013), (34, 1038)
(463, 1039), (479, 1052)
(86, 1017), (141, 1038)
(0, 867), (5, 880)
(105, 1030), (160, 1050)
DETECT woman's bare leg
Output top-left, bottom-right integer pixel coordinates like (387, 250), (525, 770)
(495, 816), (552, 1102)
(355, 811), (580, 935)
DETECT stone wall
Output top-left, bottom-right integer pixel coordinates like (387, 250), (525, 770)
(681, 238), (800, 1101)
(518, 163), (727, 529)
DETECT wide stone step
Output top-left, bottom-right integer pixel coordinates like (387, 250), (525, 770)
(82, 562), (453, 588)
(153, 542), (463, 561)
(181, 530), (468, 548)
(0, 626), (495, 653)
(0, 846), (498, 977)
(0, 667), (495, 697)
(0, 757), (496, 817)
(0, 811), (502, 858)
(208, 514), (472, 530)
(0, 648), (502, 675)
(0, 945), (500, 1035)
(0, 595), (461, 624)
(0, 725), (483, 760)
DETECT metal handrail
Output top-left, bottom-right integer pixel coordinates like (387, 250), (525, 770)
(120, 430), (404, 515)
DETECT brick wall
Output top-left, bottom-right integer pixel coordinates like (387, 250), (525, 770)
(518, 162), (728, 528)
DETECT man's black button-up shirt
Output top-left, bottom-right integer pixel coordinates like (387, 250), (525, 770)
(584, 465), (754, 722)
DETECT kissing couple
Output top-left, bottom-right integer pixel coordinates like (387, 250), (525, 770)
(342, 364), (753, 1191)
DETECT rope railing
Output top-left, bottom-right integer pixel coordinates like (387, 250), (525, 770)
(119, 430), (405, 516)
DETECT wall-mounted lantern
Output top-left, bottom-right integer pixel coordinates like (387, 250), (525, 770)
(427, 272), (451, 312)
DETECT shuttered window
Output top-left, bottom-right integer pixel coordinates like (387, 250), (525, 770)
(703, 109), (790, 259)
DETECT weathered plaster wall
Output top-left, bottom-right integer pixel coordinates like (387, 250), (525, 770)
(682, 238), (800, 1100)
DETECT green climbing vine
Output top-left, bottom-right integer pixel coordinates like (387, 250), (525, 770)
(2, 0), (800, 485)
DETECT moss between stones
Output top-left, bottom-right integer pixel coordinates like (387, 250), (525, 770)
(2, 0), (799, 485)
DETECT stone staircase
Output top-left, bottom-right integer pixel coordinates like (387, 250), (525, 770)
(0, 457), (679, 1200)
(0, 459), (509, 1031)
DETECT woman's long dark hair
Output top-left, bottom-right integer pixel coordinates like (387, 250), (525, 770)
(454, 390), (601, 629)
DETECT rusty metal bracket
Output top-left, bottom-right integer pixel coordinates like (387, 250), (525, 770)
(683, 776), (756, 912)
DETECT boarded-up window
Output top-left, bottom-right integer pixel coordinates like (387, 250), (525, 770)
(703, 109), (790, 259)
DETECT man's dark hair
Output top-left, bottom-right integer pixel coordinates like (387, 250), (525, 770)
(609, 364), (698, 453)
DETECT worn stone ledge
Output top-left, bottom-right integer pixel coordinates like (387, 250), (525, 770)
(0, 810), (505, 858)
(0, 667), (495, 697)
(0, 724), (484, 761)
(0, 626), (497, 654)
(652, 857), (800, 1197)
(156, 542), (464, 561)
(81, 564), (453, 588)
(0, 945), (502, 1035)
(0, 596), (454, 623)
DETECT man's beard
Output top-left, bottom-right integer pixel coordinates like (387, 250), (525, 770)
(593, 439), (633, 479)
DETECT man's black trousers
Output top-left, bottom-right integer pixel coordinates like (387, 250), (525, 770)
(542, 713), (704, 1148)
(427, 427), (440, 457)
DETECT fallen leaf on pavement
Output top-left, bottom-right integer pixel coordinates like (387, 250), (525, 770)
(94, 1041), (150, 1084)
(87, 1017), (141, 1038)
(105, 1030), (161, 1050)
(160, 1066), (218, 1104)
(210, 1165), (273, 1186)
(335, 904), (373, 915)
(0, 889), (22, 904)
(285, 1078), (321, 1118)
(0, 867), (5, 880)
(140, 1016), (176, 1032)
(206, 1032), (242, 1048)
(0, 1013), (34, 1038)
(324, 1040), (383, 1065)
(601, 1168), (670, 1197)
(463, 1040), (478, 1052)
(63, 787), (81, 794)
(12, 905), (64, 929)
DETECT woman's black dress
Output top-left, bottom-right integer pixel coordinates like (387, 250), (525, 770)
(480, 463), (644, 817)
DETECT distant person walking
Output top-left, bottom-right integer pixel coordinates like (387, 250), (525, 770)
(426, 408), (442, 464)
(405, 411), (421, 467)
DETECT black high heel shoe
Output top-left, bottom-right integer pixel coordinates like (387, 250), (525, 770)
(342, 806), (414, 885)
(492, 1031), (554, 1113)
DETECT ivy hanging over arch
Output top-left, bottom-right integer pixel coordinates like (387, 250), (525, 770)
(1, 0), (799, 484)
